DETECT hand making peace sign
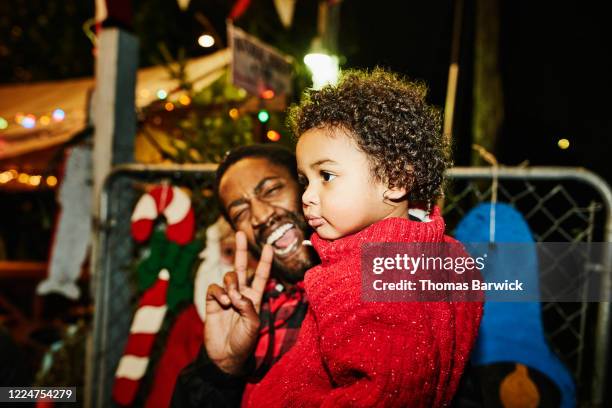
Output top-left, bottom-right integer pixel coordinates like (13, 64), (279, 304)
(204, 231), (274, 375)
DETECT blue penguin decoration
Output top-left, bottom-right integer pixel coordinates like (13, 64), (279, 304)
(455, 202), (576, 408)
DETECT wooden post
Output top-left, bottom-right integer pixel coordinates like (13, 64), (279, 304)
(472, 0), (504, 165)
(92, 28), (138, 197)
(86, 2), (138, 406)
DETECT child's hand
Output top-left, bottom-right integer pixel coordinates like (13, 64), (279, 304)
(204, 231), (273, 375)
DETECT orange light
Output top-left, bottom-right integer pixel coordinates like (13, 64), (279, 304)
(164, 102), (175, 112)
(29, 175), (41, 186)
(46, 175), (58, 187)
(229, 108), (240, 120)
(179, 95), (191, 106)
(39, 115), (51, 125)
(18, 173), (29, 183)
(266, 130), (281, 142)
(261, 89), (275, 100)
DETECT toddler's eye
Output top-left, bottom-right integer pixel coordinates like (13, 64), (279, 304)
(321, 171), (336, 182)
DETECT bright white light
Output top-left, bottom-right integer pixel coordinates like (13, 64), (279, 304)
(52, 108), (65, 122)
(198, 34), (215, 48)
(21, 116), (36, 128)
(304, 53), (339, 90)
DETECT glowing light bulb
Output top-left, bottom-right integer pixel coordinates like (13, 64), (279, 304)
(164, 102), (175, 112)
(266, 130), (281, 142)
(21, 114), (36, 128)
(179, 95), (191, 105)
(52, 108), (65, 122)
(257, 110), (270, 123)
(558, 139), (570, 149)
(29, 175), (41, 186)
(39, 115), (51, 125)
(198, 34), (215, 48)
(261, 89), (275, 100)
(157, 89), (168, 99)
(304, 53), (339, 90)
(229, 108), (239, 120)
(46, 175), (58, 187)
(0, 117), (8, 129)
(18, 173), (29, 183)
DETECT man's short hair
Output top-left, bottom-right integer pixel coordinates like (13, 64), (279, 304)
(215, 144), (298, 222)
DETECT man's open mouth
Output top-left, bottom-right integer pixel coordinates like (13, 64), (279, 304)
(265, 223), (300, 257)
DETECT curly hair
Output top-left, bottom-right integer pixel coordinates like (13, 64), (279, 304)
(287, 68), (451, 203)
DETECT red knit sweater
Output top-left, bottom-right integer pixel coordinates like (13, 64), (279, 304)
(244, 208), (483, 407)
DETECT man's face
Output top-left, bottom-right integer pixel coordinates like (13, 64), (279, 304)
(218, 157), (316, 283)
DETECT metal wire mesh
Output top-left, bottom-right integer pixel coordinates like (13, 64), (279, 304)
(88, 165), (218, 408)
(445, 167), (612, 407)
(87, 165), (612, 407)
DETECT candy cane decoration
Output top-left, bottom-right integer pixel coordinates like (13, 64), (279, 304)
(131, 185), (195, 245)
(112, 269), (170, 406)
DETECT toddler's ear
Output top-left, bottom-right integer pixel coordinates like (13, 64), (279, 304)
(383, 186), (408, 202)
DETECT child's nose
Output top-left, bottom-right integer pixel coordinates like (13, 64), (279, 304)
(302, 184), (319, 207)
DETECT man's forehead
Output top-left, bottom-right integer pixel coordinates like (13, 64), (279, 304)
(219, 157), (290, 199)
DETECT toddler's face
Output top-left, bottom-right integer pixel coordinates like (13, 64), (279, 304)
(297, 127), (401, 240)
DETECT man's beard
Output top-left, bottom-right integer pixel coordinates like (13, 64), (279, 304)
(250, 209), (319, 284)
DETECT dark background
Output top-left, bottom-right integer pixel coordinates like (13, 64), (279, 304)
(1, 0), (611, 260)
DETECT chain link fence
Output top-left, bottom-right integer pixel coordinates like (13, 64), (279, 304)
(86, 164), (612, 407)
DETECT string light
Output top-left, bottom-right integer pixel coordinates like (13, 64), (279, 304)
(558, 139), (570, 149)
(157, 89), (168, 100)
(179, 95), (191, 106)
(46, 175), (58, 187)
(257, 110), (270, 123)
(261, 89), (275, 100)
(29, 175), (41, 186)
(21, 114), (36, 128)
(266, 130), (281, 142)
(52, 108), (65, 122)
(0, 172), (13, 183)
(0, 171), (58, 188)
(17, 173), (29, 183)
(5, 109), (68, 130)
(229, 108), (239, 120)
(198, 34), (215, 48)
(164, 102), (175, 112)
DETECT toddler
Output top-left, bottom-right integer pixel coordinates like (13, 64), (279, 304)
(244, 69), (483, 407)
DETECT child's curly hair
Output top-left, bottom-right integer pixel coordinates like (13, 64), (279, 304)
(287, 68), (451, 203)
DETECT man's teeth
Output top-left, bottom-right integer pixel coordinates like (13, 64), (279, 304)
(274, 238), (299, 255)
(266, 223), (294, 245)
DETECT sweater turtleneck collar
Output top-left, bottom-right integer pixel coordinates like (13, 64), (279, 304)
(310, 206), (446, 264)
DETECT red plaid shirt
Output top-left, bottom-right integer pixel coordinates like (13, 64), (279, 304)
(241, 279), (308, 403)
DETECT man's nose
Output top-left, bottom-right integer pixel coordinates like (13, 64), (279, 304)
(302, 184), (319, 208)
(250, 197), (275, 227)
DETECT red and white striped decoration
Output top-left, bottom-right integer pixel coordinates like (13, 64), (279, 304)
(112, 269), (170, 406)
(130, 185), (195, 245)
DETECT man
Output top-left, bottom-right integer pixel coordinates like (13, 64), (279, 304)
(171, 144), (319, 407)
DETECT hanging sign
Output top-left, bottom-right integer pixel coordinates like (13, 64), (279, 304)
(228, 23), (293, 97)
